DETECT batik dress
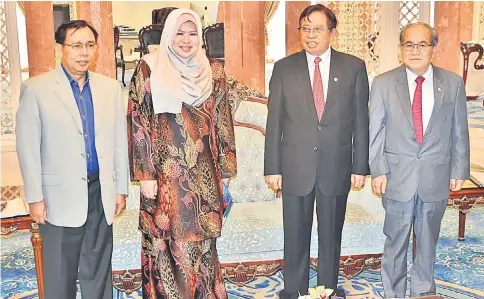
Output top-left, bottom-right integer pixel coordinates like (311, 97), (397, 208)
(127, 58), (237, 299)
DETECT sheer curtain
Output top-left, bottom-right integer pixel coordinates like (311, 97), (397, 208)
(264, 1), (279, 56)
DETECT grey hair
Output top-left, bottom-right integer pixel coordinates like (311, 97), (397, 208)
(399, 22), (439, 46)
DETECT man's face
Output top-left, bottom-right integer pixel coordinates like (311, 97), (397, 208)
(400, 24), (435, 75)
(299, 11), (335, 56)
(57, 27), (97, 77)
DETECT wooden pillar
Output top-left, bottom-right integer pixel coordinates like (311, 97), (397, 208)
(219, 1), (265, 94)
(24, 1), (55, 77)
(222, 2), (243, 82)
(242, 1), (265, 94)
(286, 1), (310, 56)
(76, 1), (115, 78)
(433, 1), (474, 74)
(217, 2), (225, 23)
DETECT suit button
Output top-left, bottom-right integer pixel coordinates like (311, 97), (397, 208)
(81, 154), (85, 158)
(82, 177), (86, 181)
(314, 147), (318, 151)
(417, 155), (421, 159)
(318, 126), (322, 130)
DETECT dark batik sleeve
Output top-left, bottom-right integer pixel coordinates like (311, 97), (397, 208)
(215, 67), (237, 179)
(127, 60), (157, 181)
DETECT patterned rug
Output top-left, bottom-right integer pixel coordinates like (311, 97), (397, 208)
(467, 99), (484, 128)
(2, 206), (483, 299)
(2, 269), (483, 299)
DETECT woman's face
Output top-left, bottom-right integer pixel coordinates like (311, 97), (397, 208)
(172, 20), (200, 58)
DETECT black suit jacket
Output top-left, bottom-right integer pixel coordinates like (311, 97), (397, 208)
(264, 49), (370, 197)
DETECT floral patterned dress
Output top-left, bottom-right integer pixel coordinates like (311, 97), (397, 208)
(127, 58), (237, 299)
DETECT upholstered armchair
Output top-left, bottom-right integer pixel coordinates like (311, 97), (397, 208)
(223, 75), (274, 203)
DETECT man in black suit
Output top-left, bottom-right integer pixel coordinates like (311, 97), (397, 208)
(264, 4), (370, 298)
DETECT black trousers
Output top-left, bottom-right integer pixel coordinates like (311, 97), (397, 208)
(279, 185), (348, 299)
(39, 174), (113, 299)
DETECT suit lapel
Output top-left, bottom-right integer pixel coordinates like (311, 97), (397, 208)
(425, 65), (444, 136)
(88, 73), (102, 135)
(322, 48), (341, 125)
(54, 65), (83, 132)
(395, 65), (414, 130)
(295, 50), (319, 121)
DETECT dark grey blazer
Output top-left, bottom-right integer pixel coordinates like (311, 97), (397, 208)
(264, 49), (370, 197)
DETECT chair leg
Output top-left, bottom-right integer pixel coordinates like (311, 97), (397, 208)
(122, 64), (126, 87)
(458, 209), (467, 241)
(30, 223), (44, 299)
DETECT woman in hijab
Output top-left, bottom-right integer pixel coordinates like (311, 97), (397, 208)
(127, 8), (236, 298)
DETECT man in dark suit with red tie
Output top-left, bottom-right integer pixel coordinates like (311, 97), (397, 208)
(264, 4), (370, 299)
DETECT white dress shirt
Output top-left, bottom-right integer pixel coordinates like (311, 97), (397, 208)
(306, 47), (331, 102)
(406, 65), (435, 134)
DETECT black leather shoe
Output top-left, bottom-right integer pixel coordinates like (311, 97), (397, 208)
(331, 289), (346, 299)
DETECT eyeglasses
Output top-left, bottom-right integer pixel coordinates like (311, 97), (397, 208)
(402, 42), (433, 53)
(63, 42), (98, 52)
(298, 26), (331, 35)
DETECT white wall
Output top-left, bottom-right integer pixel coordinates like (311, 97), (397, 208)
(112, 1), (190, 31)
(15, 2), (28, 70)
(190, 1), (218, 27)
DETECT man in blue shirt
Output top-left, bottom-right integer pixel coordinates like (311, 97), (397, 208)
(62, 63), (99, 174)
(16, 20), (129, 299)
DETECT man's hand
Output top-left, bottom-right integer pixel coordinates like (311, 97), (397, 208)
(115, 194), (126, 216)
(222, 178), (231, 187)
(351, 174), (366, 189)
(29, 201), (46, 224)
(140, 180), (158, 199)
(450, 179), (465, 192)
(371, 175), (387, 197)
(264, 175), (282, 191)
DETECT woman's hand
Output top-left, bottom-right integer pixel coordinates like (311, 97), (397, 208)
(140, 180), (158, 199)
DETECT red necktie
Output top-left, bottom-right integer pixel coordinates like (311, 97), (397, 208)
(412, 76), (425, 144)
(313, 57), (325, 120)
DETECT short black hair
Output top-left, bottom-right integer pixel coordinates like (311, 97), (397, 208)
(55, 20), (99, 44)
(299, 4), (337, 30)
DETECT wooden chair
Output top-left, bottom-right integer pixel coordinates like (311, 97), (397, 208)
(460, 42), (484, 101)
(114, 26), (127, 87)
(138, 24), (163, 56)
(151, 7), (177, 25)
(202, 23), (224, 60)
(30, 223), (44, 298)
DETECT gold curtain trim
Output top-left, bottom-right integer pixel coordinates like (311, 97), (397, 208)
(264, 1), (280, 47)
(17, 1), (25, 15)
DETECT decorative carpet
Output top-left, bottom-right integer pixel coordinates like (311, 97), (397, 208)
(2, 206), (483, 298)
(1, 100), (483, 298)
